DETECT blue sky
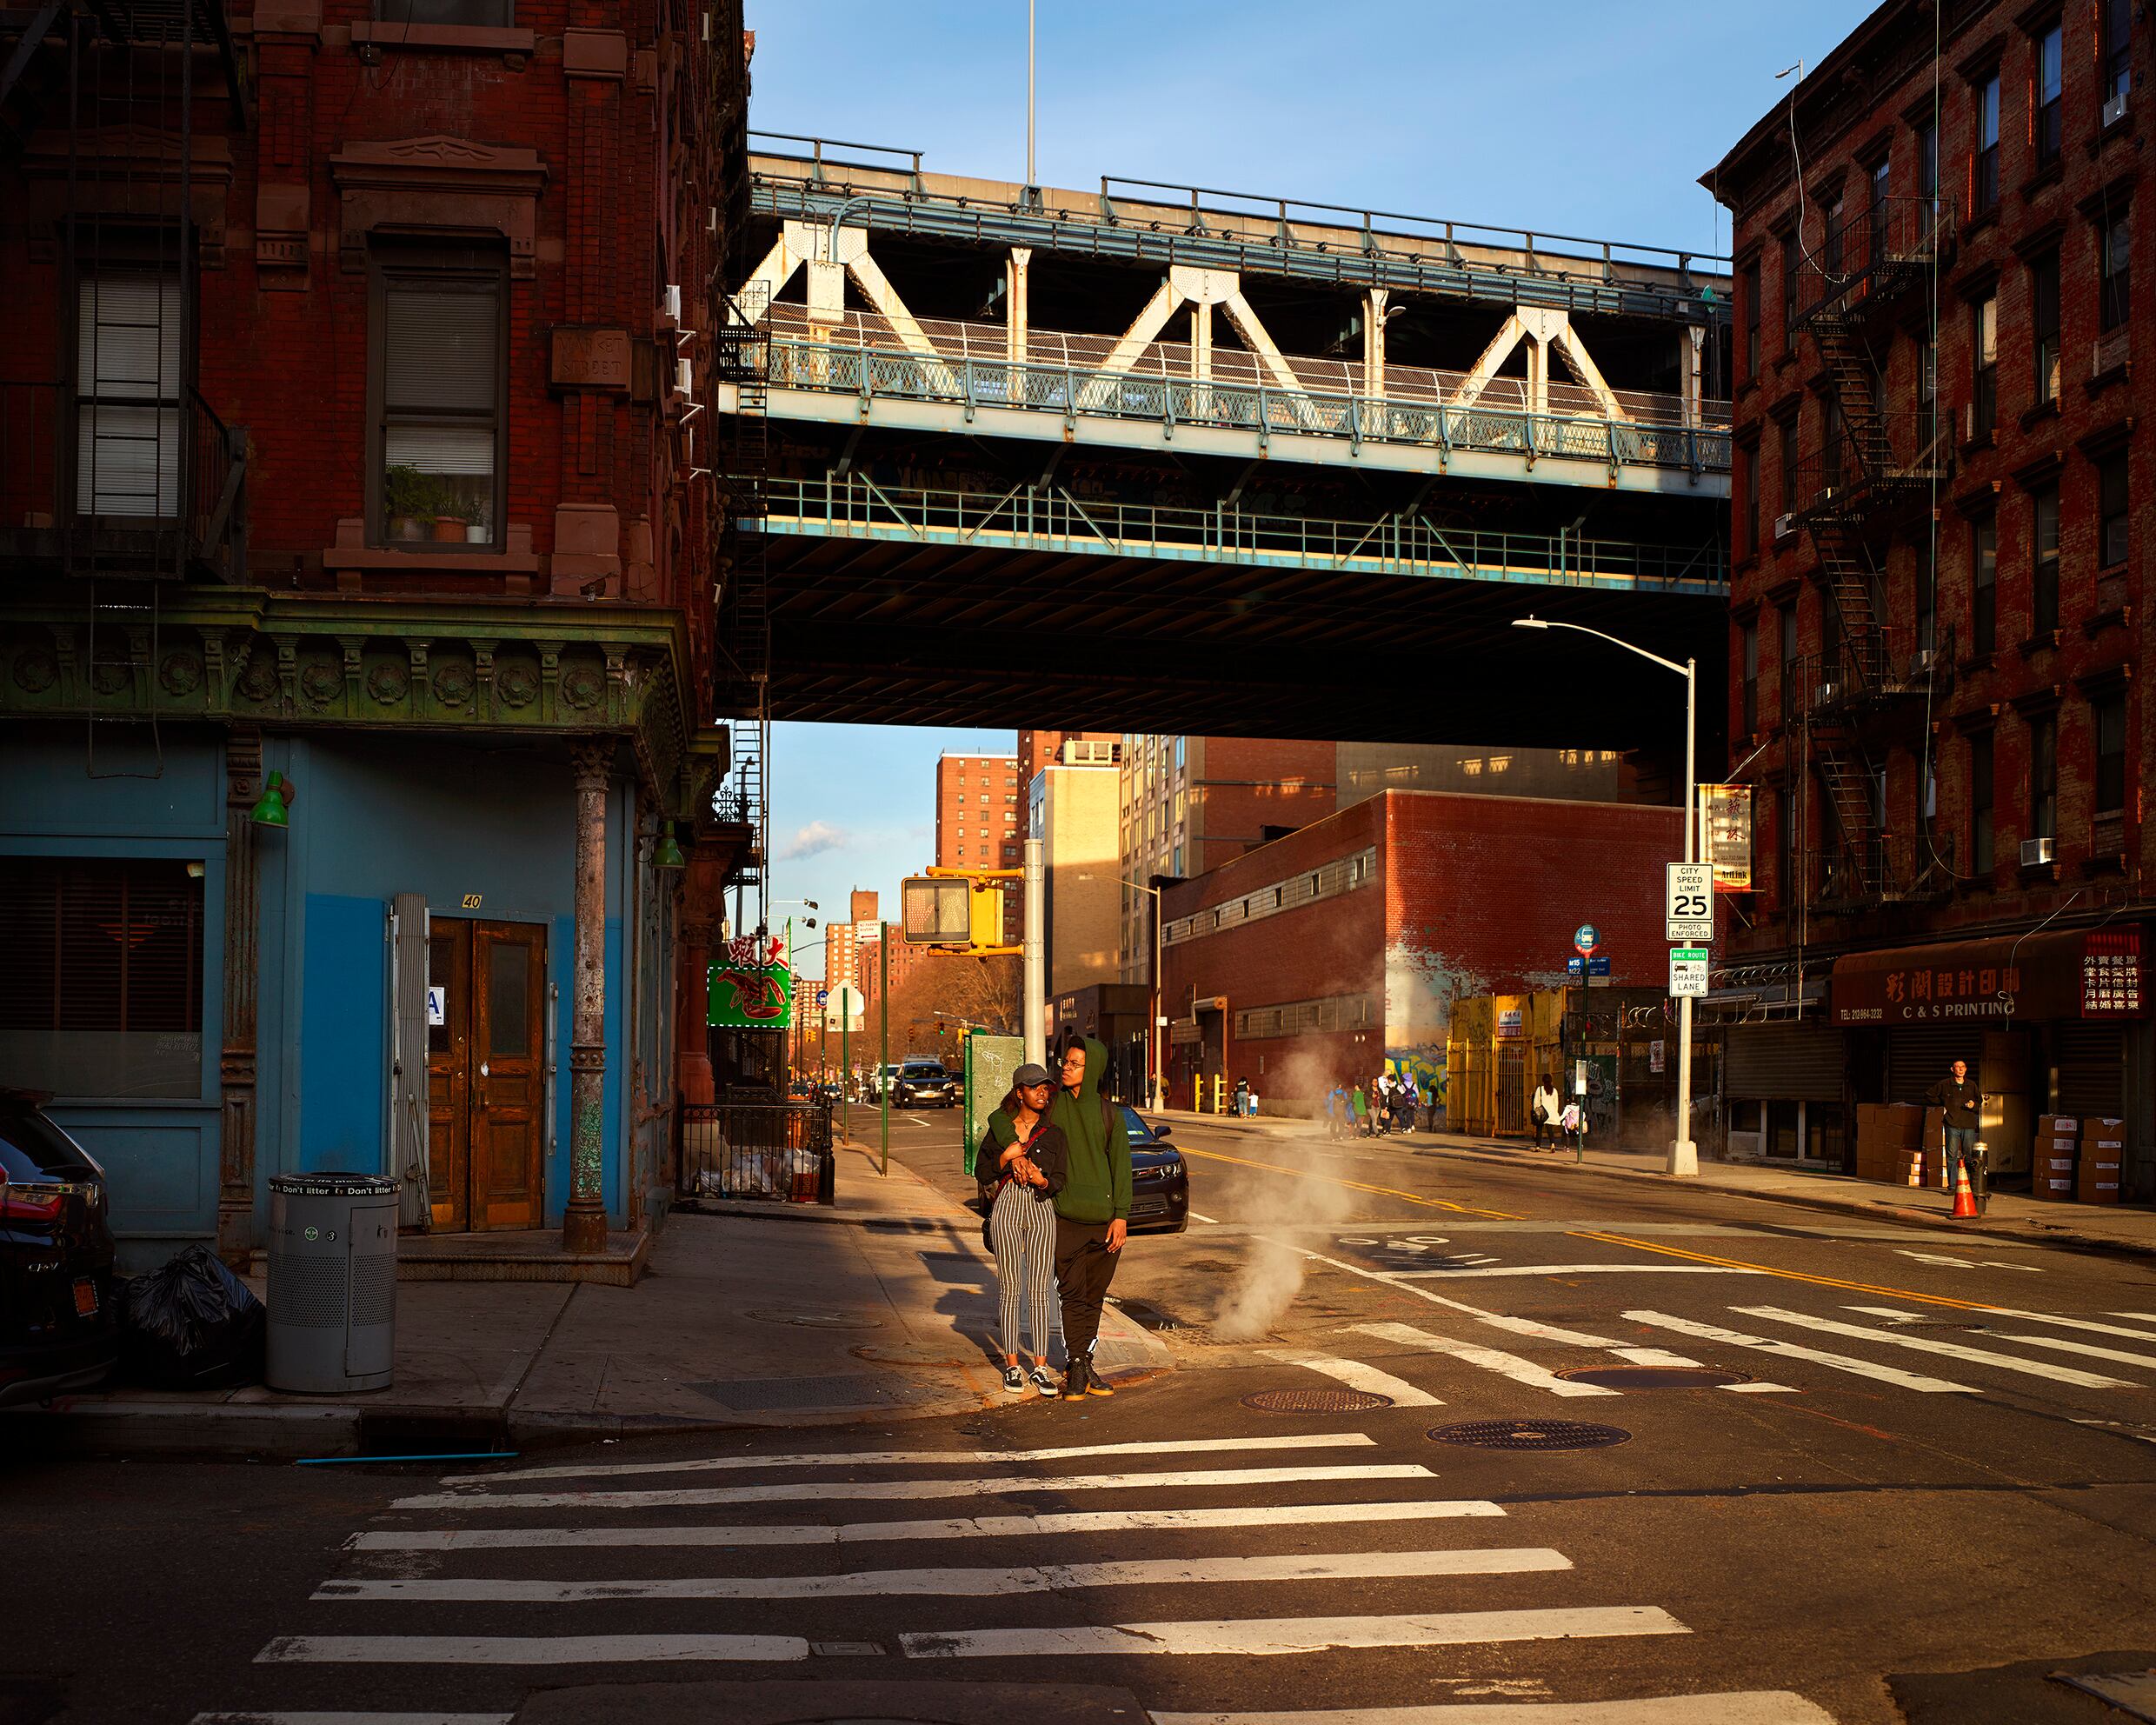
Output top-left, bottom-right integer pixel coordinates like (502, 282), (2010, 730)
(747, 1), (1878, 977)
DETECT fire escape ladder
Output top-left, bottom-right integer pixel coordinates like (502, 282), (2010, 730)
(1810, 723), (1886, 902)
(1812, 313), (1895, 482)
(1809, 517), (1890, 695)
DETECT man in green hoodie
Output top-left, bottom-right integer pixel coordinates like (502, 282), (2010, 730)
(982, 1033), (1132, 1396)
(1048, 1035), (1130, 1397)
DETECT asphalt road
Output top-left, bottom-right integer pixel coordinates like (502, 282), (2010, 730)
(9, 1106), (2156, 1725)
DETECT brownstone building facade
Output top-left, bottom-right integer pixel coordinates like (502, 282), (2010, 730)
(1707, 0), (2151, 1190)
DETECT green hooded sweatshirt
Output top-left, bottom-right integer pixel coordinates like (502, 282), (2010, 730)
(987, 1036), (1130, 1224)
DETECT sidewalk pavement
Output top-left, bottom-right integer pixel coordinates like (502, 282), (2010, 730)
(1155, 1107), (2156, 1262)
(0, 1142), (1169, 1462)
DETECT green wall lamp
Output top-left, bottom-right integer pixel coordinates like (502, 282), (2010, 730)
(250, 771), (295, 828)
(653, 821), (687, 869)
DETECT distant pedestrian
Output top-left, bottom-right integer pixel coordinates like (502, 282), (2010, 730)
(1351, 1082), (1369, 1136)
(1396, 1073), (1418, 1136)
(1324, 1083), (1344, 1140)
(1371, 1073), (1392, 1136)
(977, 1062), (1066, 1396)
(1560, 1097), (1586, 1155)
(1248, 1085), (1261, 1118)
(1233, 1076), (1251, 1117)
(1926, 1056), (1983, 1208)
(1531, 1076), (1562, 1149)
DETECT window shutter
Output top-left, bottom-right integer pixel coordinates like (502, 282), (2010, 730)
(385, 285), (497, 412)
(77, 274), (182, 400)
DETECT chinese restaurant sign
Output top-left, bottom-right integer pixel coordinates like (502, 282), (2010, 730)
(1832, 929), (2143, 1025)
(709, 931), (794, 1029)
(1701, 783), (1753, 892)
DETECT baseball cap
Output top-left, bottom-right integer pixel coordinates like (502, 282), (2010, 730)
(1013, 1062), (1053, 1088)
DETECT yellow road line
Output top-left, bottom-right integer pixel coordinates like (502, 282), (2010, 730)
(1178, 1142), (2004, 1313)
(1175, 1145), (1519, 1221)
(1567, 1229), (2005, 1313)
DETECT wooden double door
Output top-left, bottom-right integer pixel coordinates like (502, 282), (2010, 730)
(428, 919), (548, 1231)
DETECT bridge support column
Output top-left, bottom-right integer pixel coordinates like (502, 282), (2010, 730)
(1681, 325), (1704, 429)
(1005, 246), (1031, 366)
(1362, 289), (1389, 399)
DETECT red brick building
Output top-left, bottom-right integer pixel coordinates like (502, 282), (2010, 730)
(1707, 0), (2151, 1189)
(0, 0), (755, 1256)
(1158, 789), (1682, 1112)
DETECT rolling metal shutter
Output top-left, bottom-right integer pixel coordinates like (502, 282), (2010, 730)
(1725, 1023), (1844, 1102)
(1885, 1025), (1975, 1105)
(2056, 1022), (2126, 1116)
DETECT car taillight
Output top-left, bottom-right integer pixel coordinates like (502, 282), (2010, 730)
(1, 1185), (65, 1222)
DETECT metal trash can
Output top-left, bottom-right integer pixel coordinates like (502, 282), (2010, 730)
(265, 1172), (400, 1394)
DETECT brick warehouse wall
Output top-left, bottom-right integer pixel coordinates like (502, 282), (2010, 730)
(1710, 0), (2150, 958)
(1161, 791), (1682, 1103)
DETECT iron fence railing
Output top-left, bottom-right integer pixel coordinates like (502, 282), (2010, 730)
(759, 474), (1730, 595)
(760, 338), (1732, 476)
(676, 1098), (835, 1205)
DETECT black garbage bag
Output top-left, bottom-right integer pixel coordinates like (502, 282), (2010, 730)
(116, 1245), (266, 1390)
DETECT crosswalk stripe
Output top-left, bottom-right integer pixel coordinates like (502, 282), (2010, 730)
(1352, 1322), (1619, 1398)
(1149, 1695), (1836, 1724)
(316, 1549), (1573, 1603)
(898, 1605), (1688, 1658)
(467, 1431), (1376, 1486)
(191, 1715), (515, 1725)
(392, 1463), (1436, 1514)
(1968, 1329), (2156, 1371)
(1387, 1265), (1767, 1280)
(255, 1634), (808, 1664)
(1733, 1305), (2134, 1389)
(345, 1499), (1509, 1552)
(1611, 1347), (1795, 1394)
(1258, 1237), (1615, 1346)
(2112, 1312), (2156, 1326)
(1623, 1310), (1977, 1393)
(1261, 1349), (1444, 1407)
(1979, 1309), (2156, 1345)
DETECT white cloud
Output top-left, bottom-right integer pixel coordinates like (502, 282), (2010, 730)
(781, 820), (850, 860)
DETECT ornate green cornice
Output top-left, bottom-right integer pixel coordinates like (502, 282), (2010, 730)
(0, 589), (730, 819)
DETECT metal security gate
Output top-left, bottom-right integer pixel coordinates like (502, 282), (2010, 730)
(1726, 1023), (1845, 1101)
(677, 1098), (835, 1205)
(1885, 1024), (1973, 1104)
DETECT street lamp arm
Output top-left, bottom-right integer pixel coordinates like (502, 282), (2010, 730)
(1513, 616), (1690, 680)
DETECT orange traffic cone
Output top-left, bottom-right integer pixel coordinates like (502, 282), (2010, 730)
(1951, 1159), (1980, 1219)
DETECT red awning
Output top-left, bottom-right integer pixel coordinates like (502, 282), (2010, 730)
(1829, 926), (2144, 1027)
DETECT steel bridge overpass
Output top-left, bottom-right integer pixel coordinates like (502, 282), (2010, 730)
(714, 135), (1733, 751)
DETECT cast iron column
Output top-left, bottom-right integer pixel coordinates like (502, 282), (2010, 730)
(216, 730), (262, 1268)
(563, 742), (610, 1252)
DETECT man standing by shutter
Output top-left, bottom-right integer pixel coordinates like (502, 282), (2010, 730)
(1926, 1057), (1983, 1208)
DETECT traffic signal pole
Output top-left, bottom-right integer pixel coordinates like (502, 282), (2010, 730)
(879, 920), (890, 1177)
(1023, 836), (1045, 1067)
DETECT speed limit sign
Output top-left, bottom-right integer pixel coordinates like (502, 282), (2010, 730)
(1666, 862), (1713, 942)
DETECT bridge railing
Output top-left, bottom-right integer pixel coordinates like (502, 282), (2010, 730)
(756, 474), (1729, 595)
(760, 337), (1730, 477)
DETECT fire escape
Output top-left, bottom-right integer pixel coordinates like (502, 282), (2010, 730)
(1790, 194), (1954, 908)
(1, 0), (249, 769)
(712, 277), (770, 929)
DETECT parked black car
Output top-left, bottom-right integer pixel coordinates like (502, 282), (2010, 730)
(895, 1061), (958, 1109)
(1121, 1105), (1188, 1234)
(0, 1092), (117, 1408)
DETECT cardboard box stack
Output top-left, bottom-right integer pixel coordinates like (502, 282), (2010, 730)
(1855, 1103), (1926, 1186)
(2079, 1119), (2125, 1205)
(1922, 1107), (1946, 1189)
(2031, 1115), (2078, 1202)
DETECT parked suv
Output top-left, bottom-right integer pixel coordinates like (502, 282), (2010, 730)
(894, 1061), (957, 1109)
(0, 1092), (117, 1408)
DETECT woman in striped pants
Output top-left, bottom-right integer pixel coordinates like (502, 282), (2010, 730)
(976, 1062), (1068, 1395)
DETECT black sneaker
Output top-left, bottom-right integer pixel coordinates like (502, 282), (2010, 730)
(1061, 1358), (1090, 1399)
(1002, 1364), (1026, 1395)
(1083, 1372), (1116, 1397)
(1029, 1364), (1058, 1395)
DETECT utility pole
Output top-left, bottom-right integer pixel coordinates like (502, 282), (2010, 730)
(879, 920), (890, 1176)
(1026, 0), (1036, 191)
(1022, 836), (1045, 1067)
(1672, 661), (1700, 1179)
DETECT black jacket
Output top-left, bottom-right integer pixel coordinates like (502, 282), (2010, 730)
(1926, 1074), (1983, 1129)
(976, 1116), (1068, 1210)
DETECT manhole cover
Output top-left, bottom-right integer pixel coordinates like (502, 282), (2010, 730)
(1243, 1388), (1394, 1413)
(1428, 1419), (1632, 1451)
(746, 1309), (884, 1330)
(1557, 1366), (1750, 1390)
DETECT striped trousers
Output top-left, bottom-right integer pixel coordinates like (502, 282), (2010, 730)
(989, 1182), (1061, 1358)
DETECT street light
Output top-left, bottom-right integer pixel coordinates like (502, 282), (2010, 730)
(1512, 615), (1700, 1179)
